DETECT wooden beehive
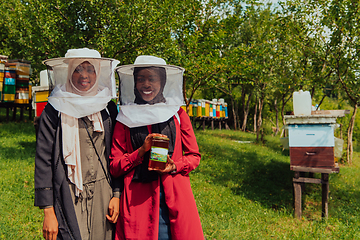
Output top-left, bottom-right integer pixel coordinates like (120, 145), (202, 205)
(285, 110), (349, 173)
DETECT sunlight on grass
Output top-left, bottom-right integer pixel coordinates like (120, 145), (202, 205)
(0, 121), (43, 239)
(1, 122), (360, 239)
(192, 129), (360, 239)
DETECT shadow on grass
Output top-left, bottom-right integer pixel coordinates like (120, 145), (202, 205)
(0, 140), (36, 162)
(0, 121), (36, 162)
(203, 131), (255, 142)
(203, 130), (290, 157)
(0, 121), (36, 136)
(0, 108), (35, 123)
(353, 144), (360, 153)
(196, 130), (360, 222)
(195, 130), (294, 211)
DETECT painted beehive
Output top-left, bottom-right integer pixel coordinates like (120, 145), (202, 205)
(288, 124), (335, 170)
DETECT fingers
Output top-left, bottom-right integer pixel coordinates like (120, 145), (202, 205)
(43, 207), (58, 240)
(140, 133), (168, 155)
(167, 155), (174, 164)
(150, 155), (176, 174)
(43, 223), (58, 240)
(106, 211), (119, 223)
(43, 229), (58, 240)
(107, 197), (120, 224)
(106, 212), (119, 223)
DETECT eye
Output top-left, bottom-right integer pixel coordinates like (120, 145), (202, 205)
(137, 78), (145, 83)
(149, 77), (160, 83)
(75, 66), (83, 73)
(86, 68), (95, 74)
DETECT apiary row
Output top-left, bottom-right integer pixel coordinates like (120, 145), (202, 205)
(181, 98), (228, 118)
(0, 60), (32, 104)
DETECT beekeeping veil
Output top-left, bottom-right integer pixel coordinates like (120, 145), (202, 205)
(115, 55), (184, 128)
(43, 48), (119, 118)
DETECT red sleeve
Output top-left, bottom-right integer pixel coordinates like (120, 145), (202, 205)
(174, 108), (201, 175)
(109, 121), (143, 178)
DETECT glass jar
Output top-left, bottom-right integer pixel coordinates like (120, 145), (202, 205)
(149, 136), (169, 170)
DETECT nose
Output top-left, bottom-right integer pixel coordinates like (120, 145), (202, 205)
(142, 79), (151, 87)
(80, 71), (89, 78)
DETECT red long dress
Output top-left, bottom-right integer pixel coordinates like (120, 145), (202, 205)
(110, 108), (204, 240)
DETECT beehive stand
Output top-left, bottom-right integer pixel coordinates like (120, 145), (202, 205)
(285, 110), (349, 219)
(0, 102), (32, 121)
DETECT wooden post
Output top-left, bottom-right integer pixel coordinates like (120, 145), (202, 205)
(321, 173), (329, 218)
(219, 120), (222, 130)
(29, 104), (32, 120)
(225, 120), (230, 130)
(202, 119), (205, 131)
(293, 171), (302, 219)
(20, 106), (24, 120)
(211, 119), (214, 130)
(12, 106), (16, 121)
(6, 107), (10, 121)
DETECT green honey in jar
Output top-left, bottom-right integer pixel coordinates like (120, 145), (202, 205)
(149, 136), (169, 170)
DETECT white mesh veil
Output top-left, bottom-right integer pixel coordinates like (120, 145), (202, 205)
(115, 55), (184, 128)
(42, 48), (120, 118)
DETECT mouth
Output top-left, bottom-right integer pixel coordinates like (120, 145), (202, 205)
(79, 80), (91, 87)
(141, 90), (154, 95)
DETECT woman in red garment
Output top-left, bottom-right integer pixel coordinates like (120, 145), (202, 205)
(110, 55), (204, 240)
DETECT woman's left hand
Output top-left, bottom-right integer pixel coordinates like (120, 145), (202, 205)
(106, 197), (120, 223)
(149, 155), (176, 174)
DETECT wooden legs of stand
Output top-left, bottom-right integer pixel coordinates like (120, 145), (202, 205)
(321, 173), (329, 218)
(293, 171), (302, 220)
(293, 171), (329, 220)
(193, 118), (229, 130)
(0, 102), (32, 121)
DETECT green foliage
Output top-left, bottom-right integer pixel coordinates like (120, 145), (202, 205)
(1, 0), (202, 83)
(2, 0), (360, 157)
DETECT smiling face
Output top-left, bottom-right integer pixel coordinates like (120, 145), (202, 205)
(135, 68), (162, 102)
(71, 61), (96, 92)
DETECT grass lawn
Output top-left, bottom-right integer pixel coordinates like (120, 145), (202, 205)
(1, 110), (360, 239)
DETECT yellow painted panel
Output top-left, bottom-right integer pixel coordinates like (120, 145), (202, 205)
(35, 91), (49, 102)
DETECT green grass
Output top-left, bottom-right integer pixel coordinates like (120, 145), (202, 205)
(1, 112), (360, 239)
(193, 130), (360, 239)
(0, 120), (42, 239)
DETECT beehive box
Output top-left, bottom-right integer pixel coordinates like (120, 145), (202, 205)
(6, 60), (31, 76)
(288, 124), (335, 170)
(32, 86), (49, 117)
(285, 110), (349, 173)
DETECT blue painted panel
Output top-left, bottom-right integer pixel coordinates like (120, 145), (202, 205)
(288, 124), (334, 147)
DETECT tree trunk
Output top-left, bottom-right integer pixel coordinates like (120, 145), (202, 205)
(346, 103), (357, 164)
(240, 88), (246, 129)
(257, 97), (264, 142)
(254, 96), (258, 133)
(274, 98), (279, 136)
(230, 96), (237, 130)
(280, 94), (292, 137)
(241, 91), (252, 132)
(183, 75), (189, 113)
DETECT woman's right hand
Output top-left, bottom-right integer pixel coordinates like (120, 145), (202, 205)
(138, 133), (167, 158)
(43, 207), (58, 240)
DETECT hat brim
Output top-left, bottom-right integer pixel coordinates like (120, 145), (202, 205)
(115, 64), (185, 75)
(43, 57), (118, 67)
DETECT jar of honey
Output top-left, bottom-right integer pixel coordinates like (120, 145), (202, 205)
(149, 136), (169, 170)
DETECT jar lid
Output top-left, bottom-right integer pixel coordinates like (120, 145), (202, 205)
(153, 136), (169, 141)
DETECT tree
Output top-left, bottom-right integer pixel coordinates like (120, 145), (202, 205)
(169, 0), (230, 111)
(272, 0), (333, 135)
(316, 0), (360, 163)
(1, 0), (199, 81)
